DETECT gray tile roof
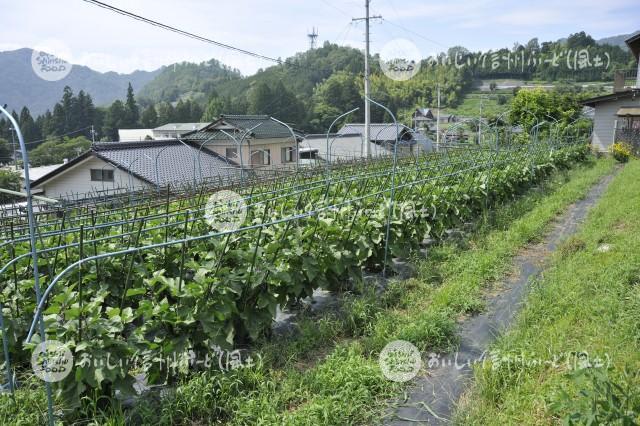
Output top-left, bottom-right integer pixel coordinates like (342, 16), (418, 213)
(153, 123), (209, 132)
(183, 115), (299, 142)
(92, 140), (240, 187)
(338, 123), (419, 143)
(300, 134), (388, 160)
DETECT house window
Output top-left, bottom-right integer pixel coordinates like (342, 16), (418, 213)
(90, 169), (114, 182)
(225, 147), (238, 159)
(251, 149), (270, 166)
(281, 146), (295, 163)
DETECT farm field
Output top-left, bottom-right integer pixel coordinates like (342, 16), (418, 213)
(2, 1), (638, 423)
(446, 92), (513, 118)
(0, 138), (598, 424)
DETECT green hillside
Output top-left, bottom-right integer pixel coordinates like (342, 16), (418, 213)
(137, 59), (242, 105)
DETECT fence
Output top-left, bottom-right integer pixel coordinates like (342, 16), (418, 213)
(0, 103), (591, 425)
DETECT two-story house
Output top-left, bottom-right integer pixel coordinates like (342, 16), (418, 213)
(182, 115), (301, 171)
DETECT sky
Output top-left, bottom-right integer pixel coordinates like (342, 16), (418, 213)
(1, 0), (638, 76)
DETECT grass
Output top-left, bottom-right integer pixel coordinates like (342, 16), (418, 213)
(4, 157), (616, 425)
(0, 375), (49, 425)
(455, 159), (640, 425)
(446, 92), (513, 117)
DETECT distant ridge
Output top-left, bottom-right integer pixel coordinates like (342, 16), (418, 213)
(0, 48), (162, 114)
(597, 30), (640, 48)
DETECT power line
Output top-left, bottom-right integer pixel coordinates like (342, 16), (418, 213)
(318, 0), (352, 16)
(23, 126), (92, 146)
(380, 18), (448, 49)
(319, 0), (446, 50)
(81, 0), (286, 65)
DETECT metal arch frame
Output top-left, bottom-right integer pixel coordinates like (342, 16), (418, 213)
(327, 132), (368, 163)
(560, 116), (592, 141)
(270, 117), (300, 172)
(218, 123), (267, 185)
(365, 96), (399, 278)
(219, 129), (247, 184)
(175, 137), (199, 189)
(8, 141), (580, 426)
(154, 145), (173, 192)
(371, 123), (418, 158)
(530, 120), (549, 144)
(248, 147), (273, 169)
(0, 121), (585, 426)
(325, 108), (360, 177)
(125, 157), (141, 193)
(196, 139), (227, 187)
(520, 108), (543, 141)
(0, 104), (55, 424)
(545, 114), (561, 142)
(489, 109), (512, 147)
(372, 123), (395, 156)
(443, 117), (499, 148)
(23, 146), (539, 341)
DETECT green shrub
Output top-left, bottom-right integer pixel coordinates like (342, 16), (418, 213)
(550, 367), (640, 425)
(0, 169), (21, 203)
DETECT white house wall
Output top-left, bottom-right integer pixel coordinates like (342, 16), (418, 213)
(302, 136), (393, 161)
(35, 156), (150, 200)
(204, 137), (298, 167)
(592, 96), (640, 151)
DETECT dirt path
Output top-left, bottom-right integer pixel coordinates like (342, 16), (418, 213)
(386, 170), (619, 425)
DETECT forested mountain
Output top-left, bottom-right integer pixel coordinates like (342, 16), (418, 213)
(137, 59), (242, 105)
(597, 31), (640, 48)
(0, 48), (162, 115)
(201, 42), (474, 132)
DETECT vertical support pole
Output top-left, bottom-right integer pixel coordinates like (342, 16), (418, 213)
(436, 85), (441, 152)
(364, 0), (371, 158)
(0, 302), (12, 393)
(366, 97), (399, 278)
(78, 225), (84, 342)
(178, 210), (190, 294)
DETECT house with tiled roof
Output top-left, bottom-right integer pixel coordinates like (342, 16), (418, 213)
(182, 115), (301, 169)
(30, 139), (240, 200)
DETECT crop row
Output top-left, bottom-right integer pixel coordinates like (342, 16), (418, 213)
(0, 140), (589, 403)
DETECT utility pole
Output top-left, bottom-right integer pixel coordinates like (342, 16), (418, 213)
(353, 1), (381, 158)
(9, 126), (17, 170)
